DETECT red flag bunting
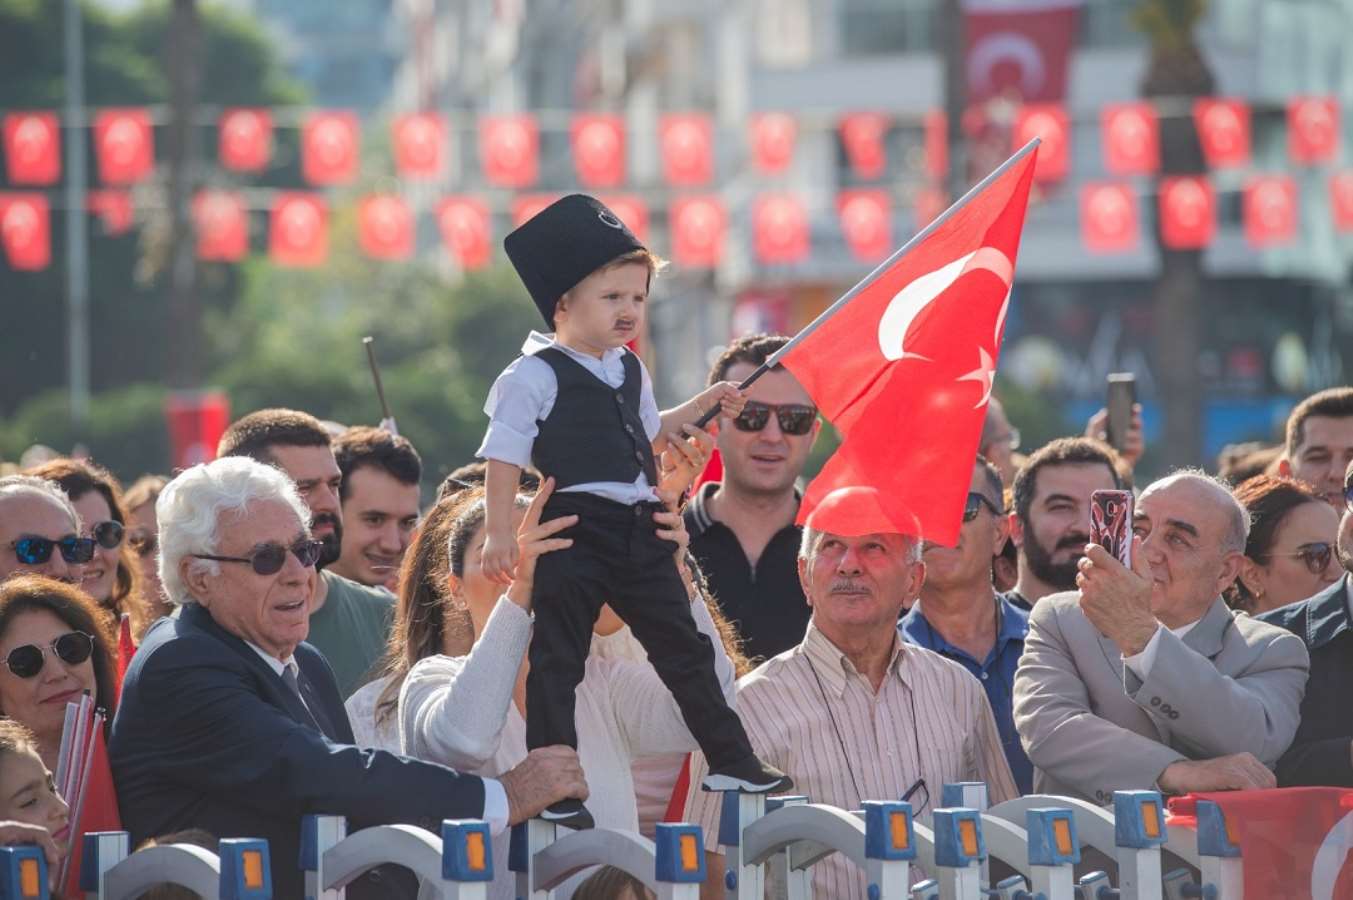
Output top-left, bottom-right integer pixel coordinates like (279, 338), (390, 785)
(598, 194), (649, 244)
(392, 113), (446, 179)
(1158, 176), (1215, 250)
(1102, 102), (1159, 176)
(1331, 172), (1353, 232)
(571, 114), (626, 188)
(1079, 182), (1138, 254)
(670, 195), (726, 269)
(964, 2), (1079, 105)
(436, 197), (491, 270)
(165, 391), (230, 469)
(269, 193), (328, 267)
(1288, 96), (1340, 165)
(1243, 175), (1298, 247)
(749, 113), (796, 175)
(3, 112), (60, 185)
(914, 186), (948, 231)
(193, 190), (248, 262)
(781, 147), (1038, 545)
(87, 190), (133, 236)
(840, 113), (889, 180)
(1193, 98), (1250, 169)
(924, 111), (948, 179)
(480, 115), (539, 188)
(660, 113), (714, 187)
(837, 190), (892, 263)
(1012, 105), (1069, 183)
(753, 193), (809, 264)
(218, 108), (272, 172)
(93, 109), (153, 185)
(0, 193), (50, 270)
(512, 194), (559, 228)
(302, 111), (359, 185)
(358, 194), (415, 260)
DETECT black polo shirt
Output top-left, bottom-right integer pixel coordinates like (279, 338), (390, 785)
(684, 483), (810, 663)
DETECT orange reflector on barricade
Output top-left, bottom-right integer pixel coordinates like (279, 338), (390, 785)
(466, 832), (486, 871)
(680, 834), (700, 871)
(1053, 818), (1073, 855)
(1141, 801), (1161, 839)
(19, 858), (38, 896)
(959, 819), (978, 856)
(890, 811), (910, 850)
(242, 850), (264, 888)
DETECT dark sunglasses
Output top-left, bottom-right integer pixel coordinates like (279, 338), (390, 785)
(4, 631), (94, 679)
(731, 401), (818, 436)
(963, 492), (1004, 522)
(1263, 542), (1334, 576)
(192, 539), (324, 576)
(10, 535), (96, 566)
(90, 520), (124, 550)
(1345, 483), (1353, 512)
(128, 530), (157, 559)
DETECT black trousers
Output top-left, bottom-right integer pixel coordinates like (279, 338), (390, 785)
(526, 492), (755, 770)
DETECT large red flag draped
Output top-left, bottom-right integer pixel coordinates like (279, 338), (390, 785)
(778, 145), (1038, 545)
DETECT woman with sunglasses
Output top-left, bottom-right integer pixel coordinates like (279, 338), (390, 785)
(1228, 475), (1341, 615)
(26, 460), (149, 640)
(0, 576), (116, 772)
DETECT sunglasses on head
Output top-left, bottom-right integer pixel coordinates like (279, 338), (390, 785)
(90, 520), (124, 550)
(192, 539), (325, 576)
(963, 492), (1004, 522)
(128, 530), (157, 559)
(1264, 542), (1334, 576)
(10, 535), (96, 566)
(4, 631), (94, 679)
(731, 401), (818, 436)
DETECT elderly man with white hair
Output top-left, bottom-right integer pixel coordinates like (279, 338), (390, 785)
(110, 457), (587, 900)
(0, 475), (90, 585)
(1014, 469), (1310, 805)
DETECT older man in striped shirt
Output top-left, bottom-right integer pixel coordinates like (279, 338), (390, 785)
(684, 505), (1017, 899)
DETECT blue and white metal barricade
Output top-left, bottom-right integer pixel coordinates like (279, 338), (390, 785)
(764, 795), (811, 900)
(299, 815), (492, 899)
(715, 791), (768, 899)
(78, 832), (270, 899)
(1113, 791), (1168, 900)
(931, 808), (986, 900)
(517, 820), (704, 899)
(0, 845), (47, 900)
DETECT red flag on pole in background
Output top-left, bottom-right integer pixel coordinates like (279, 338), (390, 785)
(0, 193), (50, 271)
(86, 190), (134, 237)
(1288, 96), (1340, 165)
(392, 113), (445, 180)
(1331, 172), (1353, 232)
(837, 190), (892, 263)
(670, 195), (726, 269)
(480, 115), (539, 188)
(598, 194), (649, 244)
(660, 113), (714, 187)
(3, 112), (60, 185)
(775, 143), (1038, 544)
(358, 194), (414, 261)
(302, 111), (359, 185)
(218, 108), (272, 173)
(269, 193), (328, 267)
(165, 391), (231, 469)
(840, 113), (889, 180)
(436, 196), (491, 270)
(963, 0), (1081, 105)
(753, 193), (809, 264)
(194, 190), (248, 262)
(1080, 182), (1138, 253)
(924, 111), (948, 179)
(1243, 175), (1298, 247)
(571, 114), (626, 188)
(115, 615), (134, 702)
(1012, 104), (1068, 183)
(1159, 176), (1215, 250)
(1194, 98), (1251, 169)
(1102, 102), (1159, 175)
(93, 109), (153, 185)
(749, 113), (796, 175)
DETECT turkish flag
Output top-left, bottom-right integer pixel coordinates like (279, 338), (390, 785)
(3, 112), (60, 185)
(840, 113), (889, 180)
(837, 190), (892, 262)
(1013, 104), (1069, 183)
(598, 194), (649, 244)
(93, 109), (153, 184)
(87, 190), (133, 236)
(571, 114), (626, 188)
(194, 191), (248, 261)
(1243, 175), (1298, 247)
(749, 113), (796, 175)
(779, 146), (1038, 544)
(670, 195), (726, 268)
(480, 114), (539, 188)
(660, 113), (714, 187)
(1331, 172), (1353, 232)
(0, 193), (50, 270)
(166, 391), (230, 469)
(358, 194), (415, 260)
(914, 186), (948, 230)
(392, 113), (446, 179)
(218, 108), (272, 172)
(1080, 182), (1138, 253)
(924, 111), (948, 179)
(1289, 97), (1340, 165)
(1167, 789), (1353, 900)
(436, 196), (491, 270)
(1193, 98), (1251, 169)
(60, 716), (122, 899)
(269, 193), (328, 267)
(1159, 176), (1215, 250)
(302, 111), (359, 185)
(753, 193), (809, 264)
(115, 615), (135, 703)
(1102, 102), (1159, 175)
(963, 0), (1081, 105)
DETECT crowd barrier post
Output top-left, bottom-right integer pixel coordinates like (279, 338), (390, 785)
(301, 814), (347, 900)
(764, 795), (810, 900)
(652, 823), (707, 899)
(1113, 791), (1167, 900)
(716, 791), (767, 899)
(941, 784), (990, 887)
(0, 844), (48, 900)
(1192, 800), (1242, 900)
(217, 838), (271, 900)
(439, 820), (494, 899)
(78, 832), (262, 899)
(931, 808), (986, 900)
(510, 818), (559, 900)
(863, 800), (918, 898)
(1024, 808), (1080, 900)
(78, 831), (128, 898)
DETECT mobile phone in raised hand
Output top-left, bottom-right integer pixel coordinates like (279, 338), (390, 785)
(1106, 373), (1136, 452)
(1090, 489), (1133, 568)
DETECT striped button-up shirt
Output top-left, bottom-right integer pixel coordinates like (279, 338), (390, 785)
(684, 620), (1017, 899)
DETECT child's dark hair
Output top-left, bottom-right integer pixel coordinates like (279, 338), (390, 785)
(135, 829), (219, 900)
(0, 719), (41, 761)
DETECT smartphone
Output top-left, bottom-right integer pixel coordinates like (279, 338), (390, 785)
(1090, 489), (1133, 568)
(1106, 373), (1137, 453)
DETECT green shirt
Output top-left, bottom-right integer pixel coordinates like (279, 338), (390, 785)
(307, 570), (394, 699)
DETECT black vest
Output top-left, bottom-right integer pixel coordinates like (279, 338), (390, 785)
(530, 347), (658, 490)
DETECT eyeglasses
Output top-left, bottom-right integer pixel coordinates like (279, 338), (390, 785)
(10, 535), (96, 566)
(192, 539), (324, 576)
(90, 520), (124, 550)
(4, 631), (95, 679)
(128, 530), (157, 559)
(730, 401), (818, 436)
(902, 777), (930, 814)
(1262, 542), (1334, 576)
(963, 492), (1005, 522)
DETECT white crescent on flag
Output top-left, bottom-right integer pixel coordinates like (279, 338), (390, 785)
(877, 247), (1015, 362)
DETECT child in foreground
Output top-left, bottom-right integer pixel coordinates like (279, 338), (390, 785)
(0, 719), (69, 888)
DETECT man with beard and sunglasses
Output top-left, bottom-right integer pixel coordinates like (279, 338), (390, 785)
(217, 409), (393, 698)
(1004, 437), (1126, 612)
(684, 334), (822, 662)
(0, 476), (89, 586)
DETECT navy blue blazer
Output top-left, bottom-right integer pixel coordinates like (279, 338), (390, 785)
(110, 602), (487, 898)
(1258, 575), (1353, 787)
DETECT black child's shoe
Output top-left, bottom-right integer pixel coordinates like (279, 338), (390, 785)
(539, 798), (596, 830)
(701, 757), (794, 793)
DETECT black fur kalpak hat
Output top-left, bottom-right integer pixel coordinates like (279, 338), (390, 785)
(504, 193), (646, 328)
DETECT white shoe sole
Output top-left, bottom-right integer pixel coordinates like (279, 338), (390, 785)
(701, 773), (790, 793)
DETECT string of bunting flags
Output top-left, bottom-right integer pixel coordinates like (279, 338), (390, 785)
(2, 96), (1352, 273)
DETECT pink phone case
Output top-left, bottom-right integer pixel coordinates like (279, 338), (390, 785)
(1090, 490), (1133, 567)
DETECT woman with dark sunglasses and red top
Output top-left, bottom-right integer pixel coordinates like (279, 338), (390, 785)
(1227, 474), (1342, 615)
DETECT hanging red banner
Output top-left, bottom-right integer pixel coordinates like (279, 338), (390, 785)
(165, 391), (230, 470)
(1243, 175), (1298, 247)
(193, 190), (248, 262)
(392, 113), (446, 180)
(1101, 102), (1159, 175)
(1192, 98), (1250, 169)
(218, 108), (272, 173)
(840, 113), (889, 180)
(1158, 176), (1215, 250)
(749, 113), (796, 175)
(1288, 97), (1339, 165)
(924, 111), (948, 179)
(597, 194), (649, 244)
(670, 195), (726, 268)
(660, 113), (714, 187)
(1331, 172), (1353, 232)
(302, 111), (359, 185)
(1012, 104), (1069, 183)
(753, 192), (809, 264)
(93, 109), (154, 185)
(480, 115), (539, 188)
(570, 114), (626, 188)
(358, 194), (415, 260)
(836, 190), (892, 263)
(511, 194), (558, 228)
(0, 193), (50, 270)
(914, 186), (948, 230)
(3, 112), (60, 185)
(269, 193), (328, 267)
(964, 0), (1081, 105)
(87, 190), (133, 236)
(436, 196), (491, 270)
(1079, 182), (1138, 253)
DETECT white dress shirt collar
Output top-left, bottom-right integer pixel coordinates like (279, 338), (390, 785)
(243, 641), (299, 679)
(521, 330), (625, 365)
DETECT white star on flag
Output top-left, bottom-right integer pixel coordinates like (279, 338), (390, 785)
(957, 347), (997, 409)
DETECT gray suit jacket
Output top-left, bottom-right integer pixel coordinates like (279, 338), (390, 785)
(1012, 592), (1309, 804)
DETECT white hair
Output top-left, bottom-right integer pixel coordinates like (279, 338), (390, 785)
(0, 475), (80, 530)
(1142, 468), (1251, 554)
(798, 525), (923, 564)
(157, 456), (311, 606)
